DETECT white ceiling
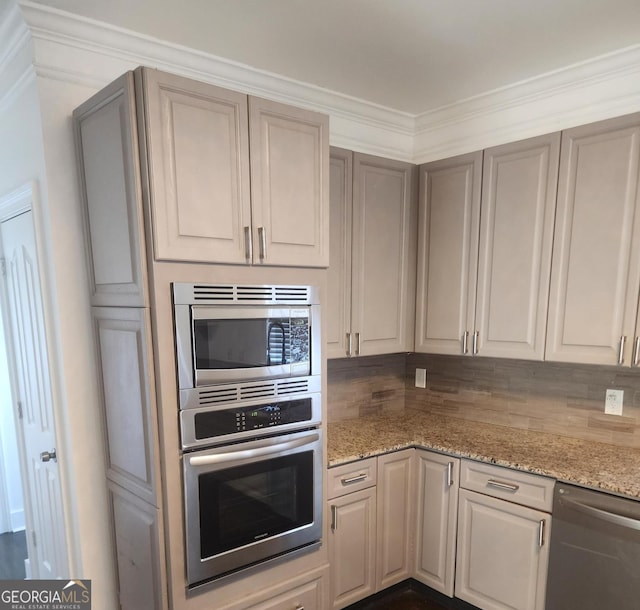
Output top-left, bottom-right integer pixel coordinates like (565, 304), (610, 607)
(20, 0), (640, 114)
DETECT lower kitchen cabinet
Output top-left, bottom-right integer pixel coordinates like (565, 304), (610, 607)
(413, 451), (459, 597)
(376, 450), (415, 590)
(328, 486), (377, 609)
(455, 461), (553, 610)
(327, 449), (414, 609)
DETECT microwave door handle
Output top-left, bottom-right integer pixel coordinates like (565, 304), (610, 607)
(267, 321), (286, 365)
(188, 434), (320, 467)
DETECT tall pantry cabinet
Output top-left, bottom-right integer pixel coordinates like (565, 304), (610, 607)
(73, 67), (329, 610)
(327, 148), (417, 359)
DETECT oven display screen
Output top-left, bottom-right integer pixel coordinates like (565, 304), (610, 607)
(197, 451), (314, 559)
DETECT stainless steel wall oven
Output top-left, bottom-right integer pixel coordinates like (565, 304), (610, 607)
(173, 283), (323, 590)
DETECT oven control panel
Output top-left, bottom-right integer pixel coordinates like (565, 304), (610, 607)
(193, 398), (313, 440)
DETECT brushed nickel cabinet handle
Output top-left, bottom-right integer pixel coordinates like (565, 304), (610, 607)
(341, 474), (367, 485)
(633, 337), (640, 366)
(330, 505), (338, 531)
(472, 331), (479, 355)
(355, 332), (361, 356)
(346, 333), (352, 357)
(243, 226), (252, 261)
(619, 335), (627, 365)
(462, 331), (469, 355)
(538, 519), (545, 547)
(447, 462), (454, 487)
(258, 226), (267, 260)
(487, 479), (519, 492)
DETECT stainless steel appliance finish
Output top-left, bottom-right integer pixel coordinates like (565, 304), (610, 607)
(546, 482), (640, 609)
(183, 427), (323, 587)
(173, 282), (321, 391)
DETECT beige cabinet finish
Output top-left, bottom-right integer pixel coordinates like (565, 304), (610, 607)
(248, 97), (329, 267)
(415, 152), (482, 354)
(416, 134), (560, 360)
(327, 148), (353, 359)
(141, 69), (252, 265)
(376, 449), (414, 590)
(108, 481), (164, 610)
(476, 134), (560, 359)
(455, 489), (550, 610)
(73, 72), (148, 307)
(414, 451), (459, 597)
(327, 456), (376, 499)
(328, 486), (377, 609)
(92, 307), (160, 507)
(546, 113), (640, 365)
(328, 149), (417, 358)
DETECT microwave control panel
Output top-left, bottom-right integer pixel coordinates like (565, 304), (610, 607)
(193, 398), (313, 440)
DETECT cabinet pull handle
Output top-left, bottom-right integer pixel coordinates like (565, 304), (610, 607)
(355, 332), (361, 356)
(472, 330), (479, 355)
(619, 335), (627, 365)
(538, 519), (545, 547)
(487, 479), (519, 492)
(258, 226), (267, 260)
(330, 505), (337, 531)
(447, 462), (454, 487)
(633, 337), (640, 367)
(295, 605), (305, 610)
(341, 473), (367, 485)
(462, 331), (469, 355)
(243, 226), (253, 261)
(346, 333), (352, 358)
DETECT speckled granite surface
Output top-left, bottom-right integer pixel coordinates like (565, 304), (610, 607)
(327, 410), (640, 499)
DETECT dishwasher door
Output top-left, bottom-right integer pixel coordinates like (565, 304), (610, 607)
(546, 482), (640, 610)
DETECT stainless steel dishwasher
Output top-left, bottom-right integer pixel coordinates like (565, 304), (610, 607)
(546, 482), (640, 609)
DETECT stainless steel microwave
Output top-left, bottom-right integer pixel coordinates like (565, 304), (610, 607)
(173, 283), (321, 394)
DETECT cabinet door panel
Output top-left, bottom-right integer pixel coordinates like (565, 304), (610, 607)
(415, 152), (482, 354)
(73, 72), (148, 306)
(249, 97), (329, 267)
(328, 488), (376, 609)
(547, 113), (640, 364)
(456, 489), (550, 610)
(376, 450), (414, 590)
(327, 148), (353, 359)
(142, 68), (251, 264)
(476, 134), (560, 359)
(352, 154), (416, 355)
(414, 452), (459, 597)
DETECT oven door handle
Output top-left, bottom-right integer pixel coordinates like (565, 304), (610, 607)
(561, 496), (640, 532)
(188, 433), (319, 467)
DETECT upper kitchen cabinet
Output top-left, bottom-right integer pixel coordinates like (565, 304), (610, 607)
(546, 113), (640, 366)
(327, 149), (417, 358)
(416, 133), (560, 360)
(142, 68), (329, 266)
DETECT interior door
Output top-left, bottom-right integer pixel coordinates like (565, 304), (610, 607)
(0, 208), (68, 579)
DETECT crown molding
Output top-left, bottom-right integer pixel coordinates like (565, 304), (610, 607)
(414, 44), (640, 163)
(8, 2), (640, 163)
(16, 0), (416, 160)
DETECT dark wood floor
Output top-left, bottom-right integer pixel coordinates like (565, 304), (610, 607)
(0, 531), (27, 580)
(345, 580), (479, 610)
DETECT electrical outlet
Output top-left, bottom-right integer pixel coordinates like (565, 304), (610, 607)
(415, 368), (427, 389)
(605, 389), (624, 415)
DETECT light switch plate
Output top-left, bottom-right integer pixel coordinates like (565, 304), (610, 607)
(605, 389), (624, 415)
(415, 368), (427, 389)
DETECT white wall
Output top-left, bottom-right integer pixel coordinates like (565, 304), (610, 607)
(0, 26), (116, 610)
(0, 312), (25, 533)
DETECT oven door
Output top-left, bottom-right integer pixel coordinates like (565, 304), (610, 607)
(183, 428), (323, 587)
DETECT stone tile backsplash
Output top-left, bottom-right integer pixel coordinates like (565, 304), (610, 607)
(327, 352), (640, 448)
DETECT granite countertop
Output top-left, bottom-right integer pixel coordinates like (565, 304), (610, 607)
(327, 410), (640, 499)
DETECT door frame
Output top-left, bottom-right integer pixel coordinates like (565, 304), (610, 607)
(0, 181), (76, 576)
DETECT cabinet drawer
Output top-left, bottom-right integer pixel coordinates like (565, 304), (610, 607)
(327, 458), (377, 499)
(247, 576), (324, 610)
(460, 460), (554, 512)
